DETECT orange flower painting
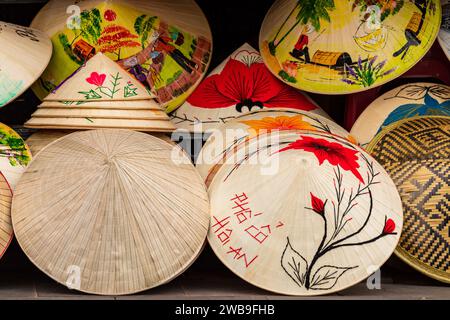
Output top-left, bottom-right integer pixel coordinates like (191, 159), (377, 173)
(239, 115), (315, 135)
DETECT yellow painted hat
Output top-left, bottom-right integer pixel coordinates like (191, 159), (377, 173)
(30, 0), (212, 112)
(260, 0), (441, 94)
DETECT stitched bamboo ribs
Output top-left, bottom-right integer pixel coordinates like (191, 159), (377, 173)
(25, 53), (175, 132)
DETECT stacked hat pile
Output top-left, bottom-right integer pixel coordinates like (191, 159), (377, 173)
(26, 53), (175, 132)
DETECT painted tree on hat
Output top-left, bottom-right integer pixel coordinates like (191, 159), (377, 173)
(97, 24), (141, 60)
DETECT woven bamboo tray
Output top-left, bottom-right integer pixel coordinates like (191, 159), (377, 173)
(367, 116), (450, 284)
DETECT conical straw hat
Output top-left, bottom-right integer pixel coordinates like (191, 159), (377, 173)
(171, 43), (328, 132)
(0, 172), (13, 260)
(207, 130), (403, 296)
(438, 1), (450, 60)
(26, 130), (73, 156)
(0, 123), (32, 190)
(25, 116), (176, 132)
(0, 21), (52, 107)
(196, 109), (354, 181)
(31, 0), (212, 112)
(12, 129), (210, 295)
(44, 53), (153, 102)
(351, 82), (450, 147)
(367, 116), (450, 283)
(260, 0), (441, 94)
(32, 108), (168, 120)
(39, 99), (162, 110)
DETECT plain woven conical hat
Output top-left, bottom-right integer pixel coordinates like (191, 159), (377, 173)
(208, 130), (402, 296)
(438, 1), (450, 61)
(170, 43), (328, 132)
(0, 123), (32, 190)
(31, 0), (212, 112)
(44, 53), (152, 102)
(12, 129), (210, 295)
(32, 108), (168, 120)
(0, 172), (13, 260)
(367, 116), (450, 283)
(39, 99), (162, 110)
(196, 109), (355, 182)
(351, 82), (450, 147)
(25, 116), (176, 132)
(259, 0), (441, 94)
(0, 21), (52, 107)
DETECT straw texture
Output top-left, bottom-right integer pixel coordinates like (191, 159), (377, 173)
(33, 108), (167, 120)
(26, 130), (73, 156)
(208, 130), (403, 296)
(39, 99), (162, 110)
(0, 21), (52, 107)
(171, 43), (327, 132)
(12, 129), (210, 295)
(367, 116), (450, 283)
(196, 109), (353, 181)
(260, 0), (441, 94)
(351, 83), (450, 147)
(0, 173), (13, 260)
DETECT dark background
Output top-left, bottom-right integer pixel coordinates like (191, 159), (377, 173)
(0, 0), (448, 291)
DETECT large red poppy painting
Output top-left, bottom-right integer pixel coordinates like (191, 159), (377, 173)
(170, 43), (327, 132)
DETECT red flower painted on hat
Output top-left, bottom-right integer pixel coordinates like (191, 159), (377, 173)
(310, 193), (326, 215)
(187, 58), (317, 112)
(104, 9), (117, 22)
(279, 136), (364, 184)
(86, 72), (106, 87)
(383, 218), (396, 235)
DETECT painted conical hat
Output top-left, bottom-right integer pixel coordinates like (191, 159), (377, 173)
(44, 53), (152, 101)
(260, 0), (441, 94)
(207, 130), (402, 295)
(0, 21), (52, 107)
(170, 43), (328, 132)
(351, 82), (450, 147)
(31, 0), (212, 112)
(0, 123), (32, 190)
(196, 109), (355, 182)
(438, 1), (450, 60)
(367, 116), (450, 283)
(12, 129), (210, 295)
(39, 99), (162, 110)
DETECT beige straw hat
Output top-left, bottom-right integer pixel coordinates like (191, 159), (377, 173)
(12, 129), (210, 295)
(367, 116), (450, 283)
(25, 130), (73, 156)
(196, 109), (355, 182)
(351, 82), (450, 147)
(0, 21), (52, 107)
(0, 172), (13, 260)
(170, 43), (328, 132)
(208, 130), (402, 295)
(260, 0), (441, 94)
(30, 0), (212, 113)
